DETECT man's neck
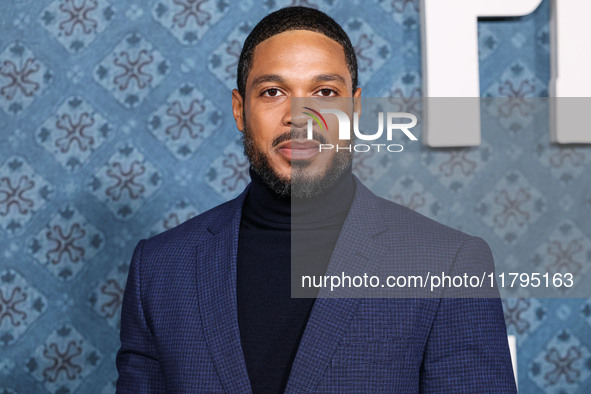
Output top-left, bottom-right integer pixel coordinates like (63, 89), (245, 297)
(242, 166), (356, 230)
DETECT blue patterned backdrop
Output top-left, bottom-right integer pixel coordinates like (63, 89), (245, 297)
(0, 0), (590, 392)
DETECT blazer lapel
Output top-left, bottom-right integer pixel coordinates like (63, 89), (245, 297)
(284, 177), (387, 392)
(195, 188), (252, 393)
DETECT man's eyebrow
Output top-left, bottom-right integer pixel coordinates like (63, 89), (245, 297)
(250, 73), (348, 87)
(313, 74), (347, 85)
(250, 74), (285, 87)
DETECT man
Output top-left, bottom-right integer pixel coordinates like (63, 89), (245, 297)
(116, 6), (517, 393)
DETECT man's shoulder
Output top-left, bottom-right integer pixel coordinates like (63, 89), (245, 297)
(384, 197), (471, 241)
(355, 180), (494, 278)
(356, 178), (475, 245)
(143, 185), (249, 251)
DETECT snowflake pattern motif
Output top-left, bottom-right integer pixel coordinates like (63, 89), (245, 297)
(502, 298), (545, 344)
(532, 221), (591, 282)
(27, 325), (100, 393)
(40, 0), (114, 53)
(152, 0), (228, 45)
(536, 133), (590, 183)
(529, 330), (591, 392)
(0, 42), (50, 115)
(36, 96), (111, 172)
(94, 33), (168, 108)
(208, 22), (251, 91)
(88, 143), (162, 220)
(422, 141), (491, 192)
(0, 270), (46, 347)
(377, 0), (419, 25)
(29, 205), (104, 281)
(148, 83), (221, 160)
(477, 171), (545, 244)
(206, 139), (250, 200)
(0, 157), (52, 236)
(90, 263), (129, 329)
(484, 62), (546, 133)
(345, 18), (390, 85)
(150, 199), (199, 236)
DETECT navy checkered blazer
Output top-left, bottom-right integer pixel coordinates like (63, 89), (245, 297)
(116, 176), (517, 393)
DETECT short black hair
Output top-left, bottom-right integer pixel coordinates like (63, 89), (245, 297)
(236, 6), (358, 98)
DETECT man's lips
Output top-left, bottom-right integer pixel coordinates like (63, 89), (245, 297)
(277, 140), (321, 160)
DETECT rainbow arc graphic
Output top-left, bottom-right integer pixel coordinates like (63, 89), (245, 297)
(303, 107), (328, 131)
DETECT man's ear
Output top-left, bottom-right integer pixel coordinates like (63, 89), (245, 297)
(232, 89), (245, 132)
(353, 86), (362, 116)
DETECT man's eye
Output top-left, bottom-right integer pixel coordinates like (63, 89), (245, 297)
(263, 88), (283, 97)
(316, 88), (337, 97)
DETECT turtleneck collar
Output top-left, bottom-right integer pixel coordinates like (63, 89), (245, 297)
(241, 166), (356, 230)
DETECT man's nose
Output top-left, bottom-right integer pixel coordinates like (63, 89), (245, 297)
(289, 109), (309, 129)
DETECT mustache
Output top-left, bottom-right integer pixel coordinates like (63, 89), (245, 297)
(272, 128), (327, 147)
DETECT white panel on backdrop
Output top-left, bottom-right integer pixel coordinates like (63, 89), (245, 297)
(420, 0), (542, 98)
(421, 0), (542, 147)
(421, 0), (590, 147)
(549, 0), (591, 143)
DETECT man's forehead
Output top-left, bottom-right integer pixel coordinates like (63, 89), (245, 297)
(247, 30), (350, 86)
(250, 73), (348, 88)
(250, 29), (346, 63)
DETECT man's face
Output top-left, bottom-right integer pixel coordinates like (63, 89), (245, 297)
(232, 29), (362, 198)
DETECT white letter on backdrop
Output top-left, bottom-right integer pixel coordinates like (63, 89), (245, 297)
(421, 0), (542, 147)
(549, 0), (591, 143)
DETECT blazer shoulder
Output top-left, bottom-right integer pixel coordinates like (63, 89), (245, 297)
(386, 197), (470, 238)
(356, 178), (482, 248)
(357, 184), (495, 281)
(143, 185), (249, 252)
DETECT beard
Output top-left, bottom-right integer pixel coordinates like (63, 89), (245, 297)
(241, 120), (352, 200)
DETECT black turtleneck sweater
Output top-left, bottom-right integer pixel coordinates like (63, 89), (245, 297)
(237, 167), (355, 393)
